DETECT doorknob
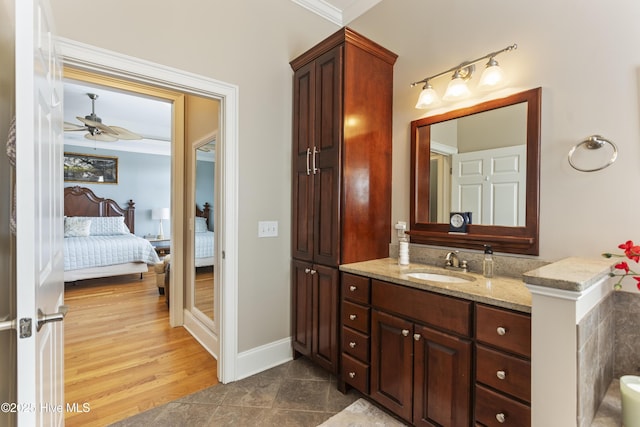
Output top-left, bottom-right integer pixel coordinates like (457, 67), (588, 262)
(37, 305), (68, 332)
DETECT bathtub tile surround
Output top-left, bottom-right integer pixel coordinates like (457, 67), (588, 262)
(577, 293), (615, 427)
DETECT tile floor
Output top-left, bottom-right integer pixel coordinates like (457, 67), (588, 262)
(109, 358), (363, 426)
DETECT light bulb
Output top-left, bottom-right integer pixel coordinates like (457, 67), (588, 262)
(415, 82), (440, 109)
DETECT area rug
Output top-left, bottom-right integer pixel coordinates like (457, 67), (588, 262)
(318, 398), (408, 426)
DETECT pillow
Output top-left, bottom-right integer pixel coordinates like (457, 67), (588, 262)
(195, 216), (208, 233)
(64, 217), (92, 237)
(72, 216), (130, 235)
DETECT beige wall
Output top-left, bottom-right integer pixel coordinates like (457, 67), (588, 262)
(50, 0), (640, 352)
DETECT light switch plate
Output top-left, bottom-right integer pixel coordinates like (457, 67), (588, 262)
(258, 221), (278, 238)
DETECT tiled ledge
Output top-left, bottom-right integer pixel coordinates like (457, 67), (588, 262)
(591, 379), (621, 426)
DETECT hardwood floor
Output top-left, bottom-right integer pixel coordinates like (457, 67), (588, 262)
(194, 266), (214, 321)
(64, 271), (218, 427)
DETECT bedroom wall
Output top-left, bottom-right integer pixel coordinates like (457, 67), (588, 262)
(196, 159), (215, 231)
(63, 146), (171, 237)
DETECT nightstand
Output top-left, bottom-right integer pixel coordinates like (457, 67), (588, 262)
(148, 238), (171, 256)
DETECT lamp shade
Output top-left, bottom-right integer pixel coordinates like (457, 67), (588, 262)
(152, 208), (170, 220)
(478, 59), (506, 90)
(443, 76), (471, 101)
(415, 84), (440, 109)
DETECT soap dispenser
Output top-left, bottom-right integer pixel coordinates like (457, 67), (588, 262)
(395, 221), (409, 266)
(483, 244), (494, 278)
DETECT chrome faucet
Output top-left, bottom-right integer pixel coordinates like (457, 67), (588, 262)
(445, 251), (468, 272)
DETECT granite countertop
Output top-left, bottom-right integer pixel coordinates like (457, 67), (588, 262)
(339, 258), (532, 313)
(522, 256), (616, 292)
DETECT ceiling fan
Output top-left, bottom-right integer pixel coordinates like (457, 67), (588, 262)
(64, 93), (143, 142)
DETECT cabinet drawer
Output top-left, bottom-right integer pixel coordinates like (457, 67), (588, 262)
(342, 301), (370, 334)
(476, 345), (530, 402)
(476, 304), (531, 357)
(342, 327), (369, 362)
(475, 384), (530, 427)
(342, 273), (370, 304)
(372, 280), (472, 336)
(342, 353), (369, 394)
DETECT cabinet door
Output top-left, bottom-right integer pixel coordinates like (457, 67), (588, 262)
(311, 265), (339, 374)
(291, 260), (313, 357)
(291, 61), (315, 262)
(370, 310), (414, 422)
(413, 324), (472, 427)
(313, 46), (342, 267)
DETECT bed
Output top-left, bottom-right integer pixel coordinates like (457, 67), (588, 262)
(195, 203), (215, 267)
(63, 186), (161, 282)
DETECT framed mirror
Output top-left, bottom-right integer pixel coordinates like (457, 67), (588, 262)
(409, 87), (541, 255)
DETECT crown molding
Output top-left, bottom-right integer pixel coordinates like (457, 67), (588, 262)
(291, 0), (381, 25)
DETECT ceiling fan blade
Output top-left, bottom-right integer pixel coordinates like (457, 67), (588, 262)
(76, 116), (118, 135)
(64, 122), (88, 132)
(109, 126), (143, 140)
(84, 132), (118, 142)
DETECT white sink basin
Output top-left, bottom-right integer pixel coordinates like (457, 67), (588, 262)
(406, 272), (474, 283)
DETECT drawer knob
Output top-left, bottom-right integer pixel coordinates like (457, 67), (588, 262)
(349, 285), (357, 292)
(402, 329), (409, 337)
(349, 372), (356, 379)
(413, 333), (421, 341)
(304, 268), (311, 273)
(349, 341), (356, 348)
(349, 314), (357, 321)
(496, 370), (506, 380)
(496, 326), (507, 336)
(496, 413), (506, 423)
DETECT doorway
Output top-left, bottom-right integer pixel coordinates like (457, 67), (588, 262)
(59, 38), (239, 382)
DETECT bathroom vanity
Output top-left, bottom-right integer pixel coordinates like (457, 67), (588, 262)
(339, 258), (532, 427)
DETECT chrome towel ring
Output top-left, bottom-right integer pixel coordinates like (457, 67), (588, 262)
(568, 135), (618, 172)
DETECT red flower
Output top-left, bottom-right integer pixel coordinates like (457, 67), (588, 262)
(634, 277), (640, 291)
(618, 240), (640, 262)
(616, 262), (631, 273)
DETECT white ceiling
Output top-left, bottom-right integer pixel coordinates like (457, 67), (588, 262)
(63, 0), (376, 155)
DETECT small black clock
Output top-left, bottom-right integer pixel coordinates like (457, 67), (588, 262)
(449, 212), (470, 233)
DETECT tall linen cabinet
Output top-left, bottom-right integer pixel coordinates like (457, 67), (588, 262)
(290, 28), (397, 375)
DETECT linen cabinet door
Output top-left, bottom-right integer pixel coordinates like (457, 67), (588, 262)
(413, 324), (472, 427)
(370, 309), (414, 423)
(291, 61), (315, 262)
(291, 260), (313, 357)
(311, 264), (339, 374)
(312, 46), (342, 267)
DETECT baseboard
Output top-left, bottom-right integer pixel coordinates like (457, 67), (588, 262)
(183, 310), (218, 360)
(235, 337), (293, 381)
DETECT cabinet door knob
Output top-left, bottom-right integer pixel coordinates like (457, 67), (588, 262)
(304, 268), (311, 273)
(310, 269), (317, 275)
(401, 329), (409, 336)
(349, 314), (357, 321)
(496, 413), (506, 423)
(413, 334), (421, 341)
(349, 285), (357, 292)
(496, 326), (507, 336)
(496, 370), (506, 380)
(349, 372), (356, 379)
(349, 341), (356, 348)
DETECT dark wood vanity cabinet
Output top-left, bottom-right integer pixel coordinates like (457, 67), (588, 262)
(474, 304), (531, 427)
(340, 274), (532, 427)
(290, 27), (396, 375)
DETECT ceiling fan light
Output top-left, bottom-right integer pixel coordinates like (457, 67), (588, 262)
(84, 132), (117, 142)
(415, 83), (440, 109)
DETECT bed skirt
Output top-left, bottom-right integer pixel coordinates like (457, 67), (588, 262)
(64, 262), (149, 282)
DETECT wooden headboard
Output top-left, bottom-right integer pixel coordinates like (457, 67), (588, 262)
(196, 202), (211, 229)
(64, 186), (136, 233)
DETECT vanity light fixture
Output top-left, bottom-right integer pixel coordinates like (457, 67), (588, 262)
(411, 43), (517, 109)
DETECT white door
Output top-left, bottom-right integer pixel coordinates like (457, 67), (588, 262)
(451, 145), (526, 226)
(15, 0), (65, 425)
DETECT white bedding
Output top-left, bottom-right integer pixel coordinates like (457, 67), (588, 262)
(64, 234), (161, 271)
(195, 231), (215, 267)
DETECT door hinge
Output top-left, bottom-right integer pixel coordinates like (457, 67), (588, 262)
(19, 318), (32, 338)
(221, 250), (226, 259)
